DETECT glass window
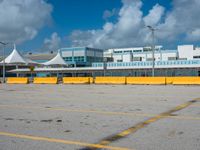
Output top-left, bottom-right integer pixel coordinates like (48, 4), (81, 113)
(64, 57), (72, 62)
(133, 50), (142, 52)
(74, 56), (84, 62)
(193, 56), (200, 58)
(124, 50), (132, 53)
(114, 51), (122, 54)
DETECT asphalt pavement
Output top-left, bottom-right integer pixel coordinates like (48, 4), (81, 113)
(0, 84), (200, 150)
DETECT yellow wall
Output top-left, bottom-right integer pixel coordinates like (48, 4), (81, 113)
(63, 77), (91, 84)
(165, 77), (174, 84)
(89, 77), (94, 84)
(127, 77), (166, 85)
(33, 77), (58, 84)
(95, 77), (126, 84)
(5, 76), (200, 85)
(166, 77), (200, 85)
(7, 77), (29, 84)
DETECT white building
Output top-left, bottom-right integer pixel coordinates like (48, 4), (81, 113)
(92, 45), (200, 76)
(104, 45), (200, 62)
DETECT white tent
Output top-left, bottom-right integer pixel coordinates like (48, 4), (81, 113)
(0, 44), (38, 65)
(43, 50), (67, 66)
(1, 45), (26, 64)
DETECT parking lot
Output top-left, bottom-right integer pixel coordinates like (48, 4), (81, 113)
(0, 84), (200, 150)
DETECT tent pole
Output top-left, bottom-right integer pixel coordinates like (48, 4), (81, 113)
(16, 65), (19, 77)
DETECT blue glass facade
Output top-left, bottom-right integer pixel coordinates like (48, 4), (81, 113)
(61, 47), (103, 66)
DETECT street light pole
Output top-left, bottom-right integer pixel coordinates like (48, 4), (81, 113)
(0, 41), (8, 83)
(147, 26), (156, 77)
(103, 57), (107, 76)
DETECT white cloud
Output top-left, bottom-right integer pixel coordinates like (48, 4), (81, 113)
(144, 4), (165, 27)
(44, 32), (61, 50)
(156, 0), (200, 42)
(0, 0), (52, 44)
(70, 0), (146, 48)
(69, 0), (200, 49)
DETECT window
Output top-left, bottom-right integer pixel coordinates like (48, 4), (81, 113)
(168, 57), (177, 60)
(114, 51), (122, 54)
(133, 57), (142, 61)
(133, 50), (142, 52)
(74, 56), (84, 62)
(193, 56), (200, 59)
(146, 58), (153, 61)
(124, 50), (132, 53)
(178, 58), (187, 60)
(86, 56), (102, 63)
(143, 48), (151, 52)
(64, 57), (72, 62)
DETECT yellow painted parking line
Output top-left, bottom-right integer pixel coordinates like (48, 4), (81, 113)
(110, 102), (200, 108)
(112, 101), (200, 108)
(0, 131), (130, 150)
(0, 104), (200, 121)
(80, 99), (199, 150)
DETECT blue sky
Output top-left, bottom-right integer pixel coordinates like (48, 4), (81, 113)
(21, 0), (172, 52)
(0, 0), (200, 53)
(49, 0), (171, 30)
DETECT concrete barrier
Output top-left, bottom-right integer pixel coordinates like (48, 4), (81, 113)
(63, 77), (91, 84)
(95, 77), (126, 84)
(7, 77), (29, 84)
(33, 77), (58, 84)
(165, 77), (174, 84)
(167, 77), (200, 85)
(89, 77), (94, 84)
(126, 77), (166, 85)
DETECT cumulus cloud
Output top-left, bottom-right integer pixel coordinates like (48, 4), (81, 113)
(0, 0), (52, 44)
(144, 4), (165, 27)
(70, 0), (148, 48)
(69, 0), (200, 49)
(43, 32), (61, 51)
(157, 0), (200, 42)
